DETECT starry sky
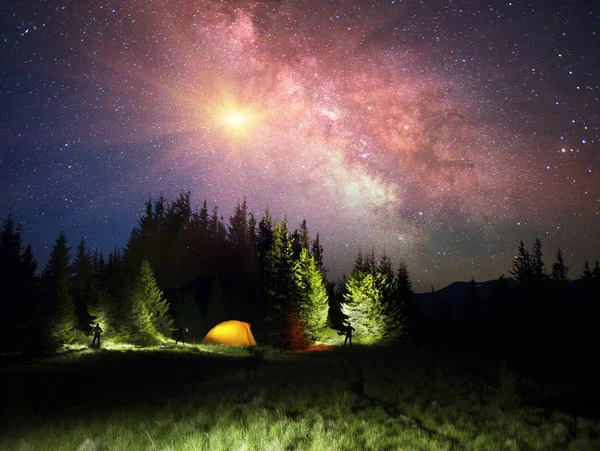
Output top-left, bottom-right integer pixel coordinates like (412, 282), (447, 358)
(1, 0), (598, 291)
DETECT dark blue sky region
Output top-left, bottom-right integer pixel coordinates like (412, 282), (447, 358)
(1, 0), (598, 291)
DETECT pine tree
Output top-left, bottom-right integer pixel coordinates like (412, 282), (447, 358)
(376, 252), (398, 340)
(255, 208), (275, 332)
(291, 229), (303, 260)
(377, 251), (396, 307)
(199, 199), (209, 237)
(269, 219), (295, 337)
(342, 251), (387, 343)
(387, 260), (412, 340)
(342, 271), (385, 343)
(43, 232), (76, 345)
(209, 205), (220, 240)
(531, 236), (546, 282)
(0, 215), (25, 351)
(247, 212), (257, 255)
(295, 248), (329, 341)
(136, 259), (172, 335)
(72, 239), (94, 332)
(582, 259), (592, 280)
(311, 233), (324, 270)
(328, 275), (347, 330)
(96, 249), (132, 338)
(509, 240), (532, 284)
(300, 219), (310, 250)
(551, 247), (569, 282)
(227, 199), (248, 250)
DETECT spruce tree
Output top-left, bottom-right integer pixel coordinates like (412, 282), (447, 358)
(377, 252), (396, 307)
(582, 259), (592, 280)
(227, 199), (248, 250)
(247, 212), (257, 255)
(268, 219), (295, 340)
(0, 215), (26, 351)
(72, 239), (94, 332)
(199, 199), (209, 237)
(295, 248), (329, 341)
(343, 271), (385, 343)
(531, 236), (546, 282)
(209, 205), (220, 240)
(551, 247), (569, 282)
(96, 249), (131, 338)
(376, 252), (398, 340)
(387, 260), (412, 341)
(311, 233), (324, 270)
(43, 232), (76, 345)
(136, 259), (172, 335)
(342, 251), (387, 343)
(300, 219), (310, 250)
(509, 239), (532, 284)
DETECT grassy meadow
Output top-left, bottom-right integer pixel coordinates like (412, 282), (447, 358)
(1, 341), (599, 450)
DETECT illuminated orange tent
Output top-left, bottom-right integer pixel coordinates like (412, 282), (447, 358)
(201, 320), (257, 346)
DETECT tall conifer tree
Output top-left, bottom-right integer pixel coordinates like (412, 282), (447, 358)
(509, 239), (533, 284)
(135, 259), (172, 335)
(295, 248), (329, 341)
(43, 232), (76, 344)
(551, 247), (569, 281)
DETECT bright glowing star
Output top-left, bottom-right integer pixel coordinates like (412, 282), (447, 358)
(228, 111), (245, 127)
(212, 98), (261, 139)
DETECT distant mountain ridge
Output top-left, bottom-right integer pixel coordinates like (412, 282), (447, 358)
(415, 277), (586, 319)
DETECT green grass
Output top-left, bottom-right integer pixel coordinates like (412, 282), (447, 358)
(1, 344), (598, 450)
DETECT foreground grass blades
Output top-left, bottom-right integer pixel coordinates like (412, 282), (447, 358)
(1, 345), (599, 450)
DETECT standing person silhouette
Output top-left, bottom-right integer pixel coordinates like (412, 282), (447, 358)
(344, 322), (355, 348)
(174, 326), (186, 345)
(91, 323), (103, 349)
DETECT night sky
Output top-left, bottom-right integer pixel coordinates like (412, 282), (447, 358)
(1, 0), (598, 291)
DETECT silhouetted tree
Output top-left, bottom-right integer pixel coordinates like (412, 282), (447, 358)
(392, 260), (414, 340)
(551, 247), (569, 282)
(509, 239), (532, 284)
(0, 215), (39, 352)
(311, 233), (324, 270)
(582, 259), (592, 280)
(228, 199), (248, 250)
(43, 232), (76, 345)
(71, 239), (94, 332)
(531, 236), (546, 282)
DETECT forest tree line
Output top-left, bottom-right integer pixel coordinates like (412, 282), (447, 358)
(0, 192), (414, 354)
(419, 237), (600, 357)
(1, 193), (598, 356)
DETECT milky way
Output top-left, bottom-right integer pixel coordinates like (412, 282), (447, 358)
(1, 0), (598, 290)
